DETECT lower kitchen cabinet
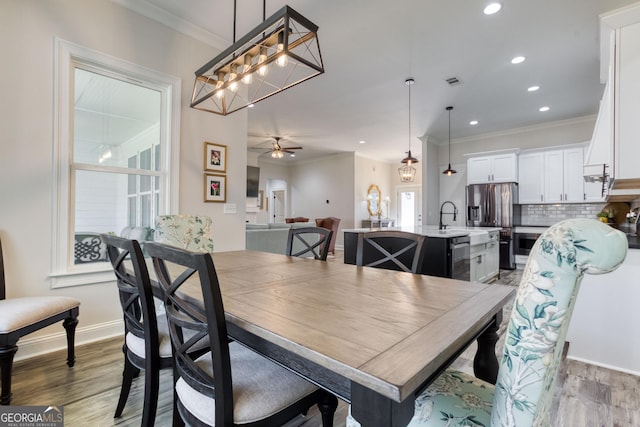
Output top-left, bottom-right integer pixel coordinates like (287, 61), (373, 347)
(470, 232), (499, 283)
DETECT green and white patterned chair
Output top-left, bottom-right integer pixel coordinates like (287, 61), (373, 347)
(347, 218), (628, 427)
(154, 215), (214, 253)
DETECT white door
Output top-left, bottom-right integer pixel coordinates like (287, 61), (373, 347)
(397, 186), (421, 227)
(271, 190), (285, 223)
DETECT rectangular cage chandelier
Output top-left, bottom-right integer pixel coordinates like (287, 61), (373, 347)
(190, 5), (324, 116)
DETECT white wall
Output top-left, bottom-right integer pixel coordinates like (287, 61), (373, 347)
(289, 153), (355, 248)
(0, 0), (246, 357)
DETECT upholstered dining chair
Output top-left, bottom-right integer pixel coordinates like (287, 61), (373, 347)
(286, 227), (333, 261)
(146, 241), (339, 427)
(0, 235), (80, 405)
(102, 234), (172, 427)
(347, 218), (628, 427)
(356, 230), (426, 274)
(154, 214), (214, 253)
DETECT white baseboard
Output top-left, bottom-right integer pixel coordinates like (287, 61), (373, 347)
(566, 354), (640, 377)
(13, 320), (124, 362)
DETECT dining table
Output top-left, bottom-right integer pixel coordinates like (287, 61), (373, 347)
(148, 249), (515, 426)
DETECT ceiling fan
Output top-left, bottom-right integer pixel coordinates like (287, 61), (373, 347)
(262, 137), (303, 159)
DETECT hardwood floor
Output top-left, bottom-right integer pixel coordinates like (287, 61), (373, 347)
(9, 260), (639, 426)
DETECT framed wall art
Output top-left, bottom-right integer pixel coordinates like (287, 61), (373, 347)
(204, 141), (227, 173)
(204, 173), (227, 203)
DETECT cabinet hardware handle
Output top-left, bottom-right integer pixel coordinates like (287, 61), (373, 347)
(564, 193), (567, 201)
(541, 194), (543, 202)
(560, 194), (563, 201)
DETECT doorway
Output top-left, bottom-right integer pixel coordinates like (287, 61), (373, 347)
(271, 190), (286, 223)
(397, 186), (422, 226)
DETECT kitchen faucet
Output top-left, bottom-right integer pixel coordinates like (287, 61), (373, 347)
(439, 201), (458, 230)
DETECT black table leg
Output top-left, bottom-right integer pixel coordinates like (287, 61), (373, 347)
(350, 382), (414, 427)
(473, 310), (502, 384)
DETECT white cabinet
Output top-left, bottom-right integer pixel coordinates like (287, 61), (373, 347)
(586, 14), (640, 195)
(519, 147), (586, 204)
(469, 231), (499, 283)
(518, 152), (544, 203)
(615, 22), (640, 183)
(467, 153), (517, 185)
(583, 146), (607, 202)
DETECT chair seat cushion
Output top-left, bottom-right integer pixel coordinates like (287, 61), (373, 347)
(0, 297), (79, 333)
(346, 370), (494, 427)
(125, 307), (172, 359)
(176, 341), (318, 425)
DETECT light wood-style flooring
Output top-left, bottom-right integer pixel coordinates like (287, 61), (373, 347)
(9, 256), (640, 426)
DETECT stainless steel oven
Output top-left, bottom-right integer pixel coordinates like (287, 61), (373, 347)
(514, 232), (541, 256)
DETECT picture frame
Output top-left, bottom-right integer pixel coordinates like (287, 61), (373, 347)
(204, 173), (227, 203)
(204, 142), (227, 173)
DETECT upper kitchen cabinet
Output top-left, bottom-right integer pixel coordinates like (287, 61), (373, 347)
(586, 4), (640, 200)
(519, 146), (590, 204)
(467, 152), (517, 185)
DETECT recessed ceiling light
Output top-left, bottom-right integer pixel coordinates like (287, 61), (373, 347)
(290, 153), (296, 157)
(484, 3), (502, 15)
(511, 56), (526, 64)
(470, 120), (479, 125)
(539, 106), (550, 112)
(359, 140), (366, 144)
(248, 103), (255, 108)
(528, 85), (540, 92)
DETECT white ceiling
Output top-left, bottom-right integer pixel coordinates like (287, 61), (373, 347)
(115, 0), (637, 163)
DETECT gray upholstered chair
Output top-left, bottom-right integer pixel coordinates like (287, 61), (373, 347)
(286, 226), (333, 261)
(0, 236), (80, 405)
(146, 241), (338, 426)
(347, 218), (628, 426)
(355, 230), (426, 273)
(154, 215), (214, 253)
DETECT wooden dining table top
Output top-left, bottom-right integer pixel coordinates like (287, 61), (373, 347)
(151, 249), (515, 405)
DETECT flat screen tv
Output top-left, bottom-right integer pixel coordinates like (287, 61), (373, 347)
(246, 166), (260, 197)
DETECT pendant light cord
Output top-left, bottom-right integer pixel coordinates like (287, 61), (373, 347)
(408, 81), (411, 153)
(448, 108), (451, 161)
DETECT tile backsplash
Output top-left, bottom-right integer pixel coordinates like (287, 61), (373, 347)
(519, 203), (607, 226)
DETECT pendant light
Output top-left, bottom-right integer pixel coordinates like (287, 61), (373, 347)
(442, 106), (457, 176)
(398, 78), (418, 182)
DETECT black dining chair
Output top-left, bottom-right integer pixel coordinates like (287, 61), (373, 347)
(0, 235), (80, 405)
(286, 226), (333, 261)
(102, 234), (172, 427)
(355, 230), (427, 274)
(146, 241), (338, 427)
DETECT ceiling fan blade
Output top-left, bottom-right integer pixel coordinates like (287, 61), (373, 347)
(283, 146), (303, 150)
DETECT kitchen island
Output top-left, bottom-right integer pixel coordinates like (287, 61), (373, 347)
(343, 225), (501, 282)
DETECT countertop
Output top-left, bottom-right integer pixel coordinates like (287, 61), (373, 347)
(342, 225), (501, 243)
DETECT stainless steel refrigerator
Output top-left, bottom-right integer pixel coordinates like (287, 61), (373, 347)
(466, 182), (520, 270)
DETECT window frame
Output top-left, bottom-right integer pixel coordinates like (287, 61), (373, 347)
(51, 38), (180, 288)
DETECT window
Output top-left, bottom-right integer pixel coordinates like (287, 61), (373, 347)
(52, 39), (180, 288)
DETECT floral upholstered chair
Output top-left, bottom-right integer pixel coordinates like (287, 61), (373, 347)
(347, 218), (628, 427)
(154, 215), (214, 253)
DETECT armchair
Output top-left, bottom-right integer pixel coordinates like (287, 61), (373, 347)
(315, 217), (341, 255)
(154, 215), (214, 253)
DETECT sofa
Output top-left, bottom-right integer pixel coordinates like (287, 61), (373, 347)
(246, 222), (316, 255)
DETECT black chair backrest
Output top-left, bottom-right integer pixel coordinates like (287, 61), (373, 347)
(145, 242), (233, 426)
(286, 227), (333, 261)
(102, 234), (160, 363)
(356, 231), (426, 274)
(0, 236), (5, 300)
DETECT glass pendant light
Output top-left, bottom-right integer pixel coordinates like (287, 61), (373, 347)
(442, 106), (457, 176)
(398, 78), (418, 182)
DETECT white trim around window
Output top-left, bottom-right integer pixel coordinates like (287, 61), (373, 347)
(51, 38), (181, 288)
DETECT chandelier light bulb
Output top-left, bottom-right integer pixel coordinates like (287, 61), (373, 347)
(215, 71), (225, 98)
(257, 46), (269, 76)
(228, 64), (239, 92)
(241, 55), (253, 84)
(276, 32), (288, 67)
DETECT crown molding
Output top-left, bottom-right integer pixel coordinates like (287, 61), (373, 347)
(111, 0), (229, 50)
